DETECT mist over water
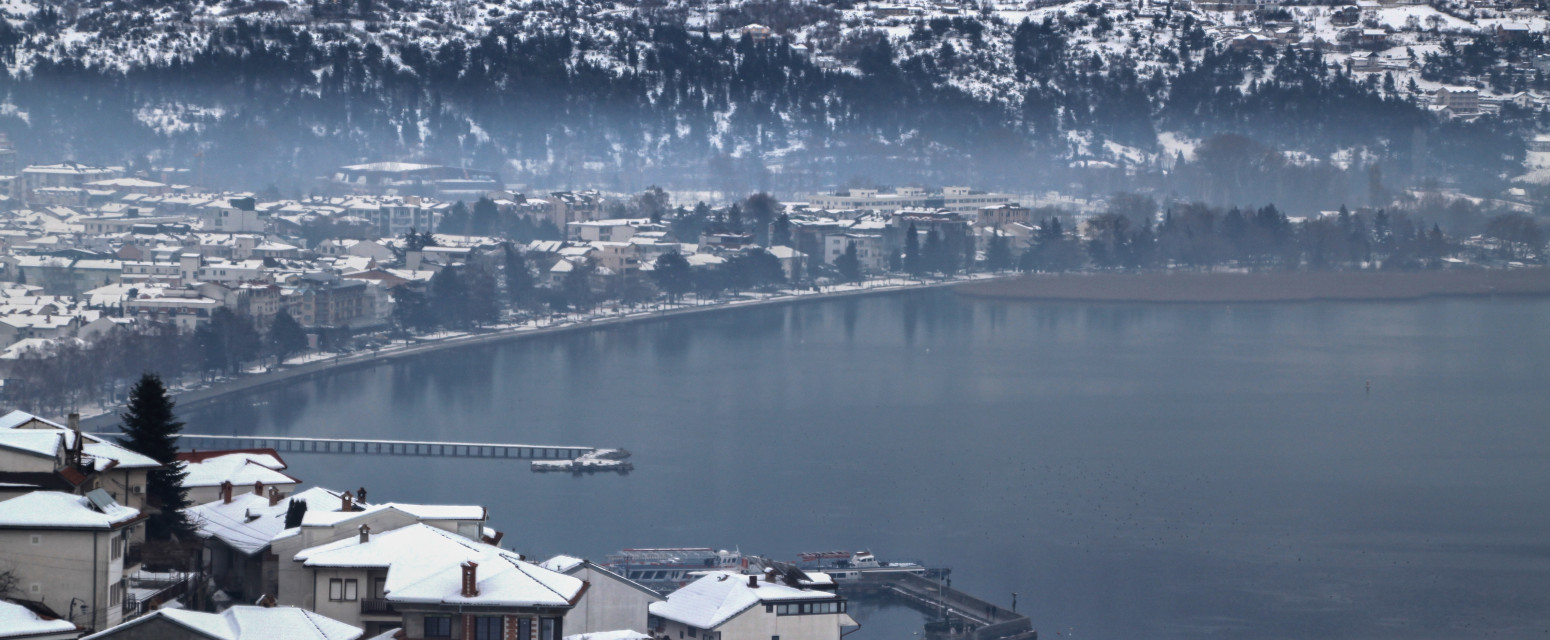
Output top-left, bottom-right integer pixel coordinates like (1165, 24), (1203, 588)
(185, 291), (1550, 639)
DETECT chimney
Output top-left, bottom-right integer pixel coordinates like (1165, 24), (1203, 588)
(359, 524), (371, 544)
(256, 594), (276, 608)
(253, 480), (264, 496)
(747, 575), (759, 589)
(460, 561), (479, 598)
(220, 480), (233, 504)
(356, 487), (367, 504)
(66, 413), (83, 467)
(341, 491), (353, 511)
(764, 569), (775, 583)
(267, 486), (282, 507)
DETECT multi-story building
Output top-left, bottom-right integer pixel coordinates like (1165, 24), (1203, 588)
(808, 187), (1014, 216)
(293, 523), (582, 639)
(0, 490), (144, 633)
(648, 571), (853, 640)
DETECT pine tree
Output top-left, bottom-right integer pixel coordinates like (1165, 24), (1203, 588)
(117, 374), (192, 540)
(904, 223), (923, 277)
(837, 241), (862, 283)
(266, 310), (309, 363)
(503, 244), (536, 309)
(283, 498), (308, 529)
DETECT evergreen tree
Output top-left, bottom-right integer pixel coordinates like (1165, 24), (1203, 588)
(404, 228), (430, 252)
(283, 498), (308, 529)
(904, 223), (923, 277)
(117, 374), (192, 540)
(266, 310), (309, 363)
(503, 244), (536, 309)
(466, 266), (501, 326)
(441, 201), (472, 236)
(772, 213), (794, 247)
(471, 197), (500, 236)
(923, 229), (945, 275)
(390, 286), (436, 334)
(986, 231), (1012, 272)
(562, 259), (596, 311)
(651, 251), (694, 302)
(431, 266), (472, 329)
(836, 241), (862, 283)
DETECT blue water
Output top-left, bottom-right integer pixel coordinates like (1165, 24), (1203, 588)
(184, 291), (1550, 639)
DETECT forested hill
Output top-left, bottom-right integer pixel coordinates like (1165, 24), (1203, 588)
(0, 0), (1539, 205)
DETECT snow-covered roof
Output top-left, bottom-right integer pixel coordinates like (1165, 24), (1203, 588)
(339, 162), (441, 173)
(0, 410), (160, 469)
(541, 555), (586, 574)
(81, 605), (361, 640)
(0, 491), (141, 530)
(0, 599), (76, 639)
(187, 490), (323, 556)
(180, 452), (299, 489)
(564, 631), (650, 640)
(298, 523), (582, 608)
(648, 572), (840, 630)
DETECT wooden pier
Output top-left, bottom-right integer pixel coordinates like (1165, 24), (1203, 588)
(105, 433), (596, 459)
(850, 572), (1036, 640)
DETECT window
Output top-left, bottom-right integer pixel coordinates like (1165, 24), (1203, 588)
(424, 615), (452, 638)
(541, 617), (560, 640)
(517, 617), (532, 640)
(329, 578), (359, 601)
(687, 628), (697, 638)
(475, 617), (503, 640)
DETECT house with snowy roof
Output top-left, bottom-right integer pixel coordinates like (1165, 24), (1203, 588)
(270, 494), (491, 621)
(0, 598), (80, 640)
(289, 523), (581, 639)
(0, 490), (145, 633)
(540, 555), (663, 637)
(647, 571), (853, 640)
(188, 487), (373, 605)
(80, 604), (361, 640)
(0, 411), (161, 543)
(176, 449), (300, 506)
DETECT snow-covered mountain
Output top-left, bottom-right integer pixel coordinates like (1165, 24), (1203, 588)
(0, 0), (1538, 202)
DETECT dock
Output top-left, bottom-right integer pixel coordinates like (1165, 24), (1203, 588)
(104, 433), (597, 459)
(850, 572), (1036, 640)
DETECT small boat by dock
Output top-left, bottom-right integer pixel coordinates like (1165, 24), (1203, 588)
(531, 448), (633, 473)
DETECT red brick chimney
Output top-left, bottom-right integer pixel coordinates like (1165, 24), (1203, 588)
(267, 487), (282, 507)
(341, 491), (353, 511)
(460, 561), (479, 598)
(253, 480), (264, 496)
(220, 480), (233, 504)
(747, 575), (759, 588)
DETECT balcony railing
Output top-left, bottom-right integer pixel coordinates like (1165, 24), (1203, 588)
(361, 599), (397, 615)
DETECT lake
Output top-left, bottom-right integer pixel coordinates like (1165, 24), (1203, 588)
(182, 290), (1550, 639)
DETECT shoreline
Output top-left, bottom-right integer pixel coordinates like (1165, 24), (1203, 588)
(953, 269), (1550, 304)
(80, 275), (988, 429)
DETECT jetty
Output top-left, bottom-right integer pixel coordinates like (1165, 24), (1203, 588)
(122, 433), (598, 459)
(849, 572), (1036, 640)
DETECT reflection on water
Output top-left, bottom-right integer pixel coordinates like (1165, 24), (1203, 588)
(182, 290), (1550, 640)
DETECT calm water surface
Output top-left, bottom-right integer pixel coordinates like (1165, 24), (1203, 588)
(185, 291), (1550, 639)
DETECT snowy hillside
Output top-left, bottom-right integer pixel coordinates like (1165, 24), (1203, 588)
(0, 0), (1539, 202)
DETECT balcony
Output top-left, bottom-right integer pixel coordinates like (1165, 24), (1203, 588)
(361, 599), (397, 615)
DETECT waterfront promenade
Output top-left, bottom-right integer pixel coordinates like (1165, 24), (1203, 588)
(80, 273), (1006, 429)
